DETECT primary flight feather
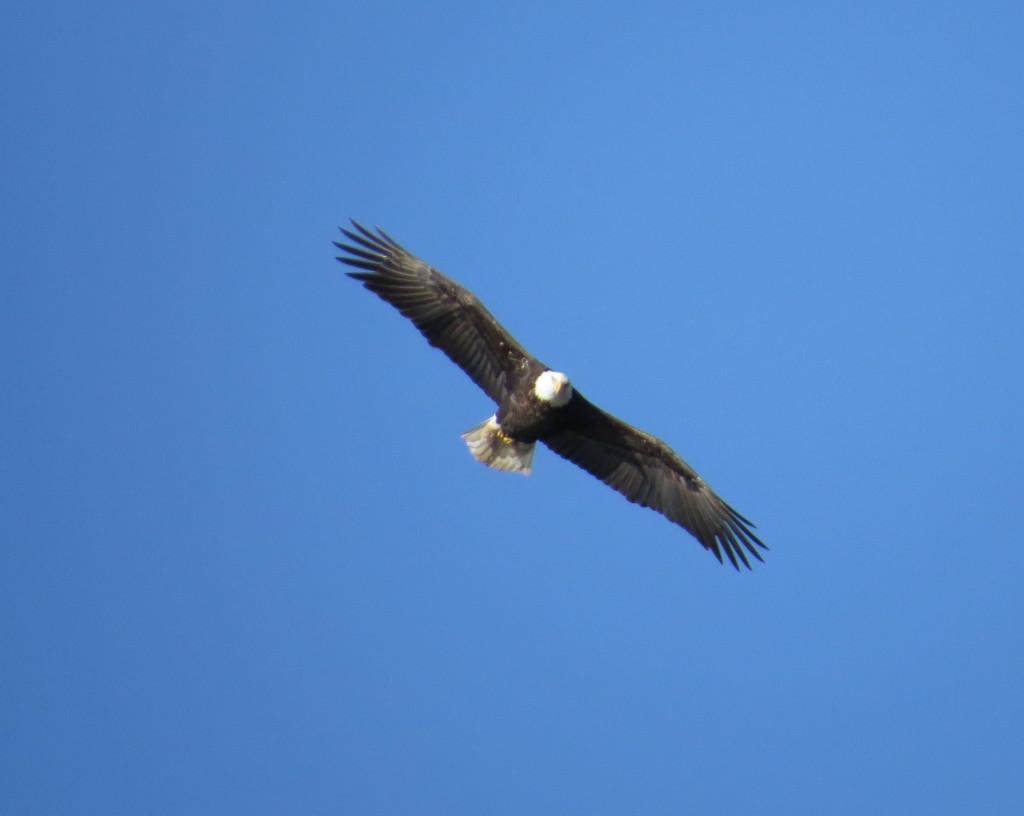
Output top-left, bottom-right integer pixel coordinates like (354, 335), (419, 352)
(336, 221), (766, 569)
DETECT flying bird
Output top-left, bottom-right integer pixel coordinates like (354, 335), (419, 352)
(336, 221), (766, 569)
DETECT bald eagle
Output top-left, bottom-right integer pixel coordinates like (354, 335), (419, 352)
(336, 222), (766, 569)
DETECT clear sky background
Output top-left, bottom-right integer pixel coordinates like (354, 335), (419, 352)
(3, 1), (1022, 813)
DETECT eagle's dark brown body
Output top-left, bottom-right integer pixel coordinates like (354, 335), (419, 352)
(337, 221), (766, 569)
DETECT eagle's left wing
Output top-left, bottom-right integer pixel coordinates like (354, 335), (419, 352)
(542, 393), (766, 569)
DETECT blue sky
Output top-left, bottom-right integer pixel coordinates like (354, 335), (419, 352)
(2, 1), (1022, 813)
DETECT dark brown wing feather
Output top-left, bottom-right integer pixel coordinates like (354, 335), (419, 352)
(542, 393), (766, 569)
(336, 221), (537, 403)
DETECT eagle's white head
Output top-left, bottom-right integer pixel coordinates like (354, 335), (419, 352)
(534, 370), (573, 407)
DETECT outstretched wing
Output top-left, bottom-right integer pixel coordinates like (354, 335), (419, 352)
(542, 393), (766, 569)
(336, 221), (538, 404)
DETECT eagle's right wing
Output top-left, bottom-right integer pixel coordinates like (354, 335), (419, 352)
(337, 221), (538, 404)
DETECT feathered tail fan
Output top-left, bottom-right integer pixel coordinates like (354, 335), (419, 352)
(461, 416), (535, 475)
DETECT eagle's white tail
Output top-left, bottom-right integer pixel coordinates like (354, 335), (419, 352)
(461, 415), (535, 475)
